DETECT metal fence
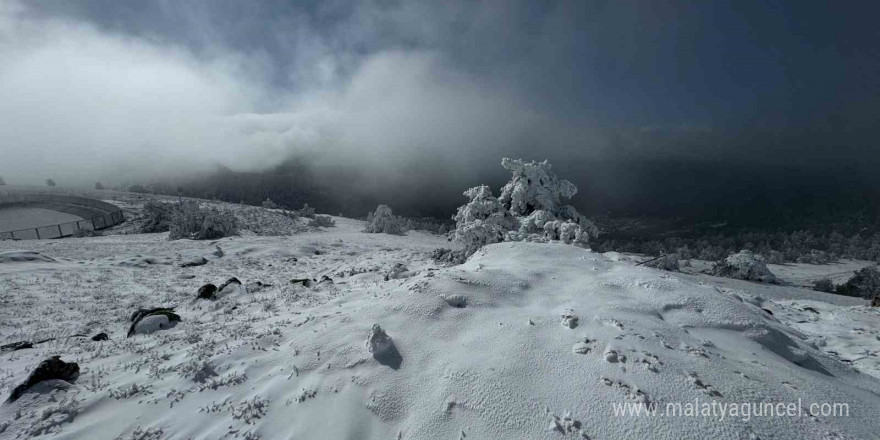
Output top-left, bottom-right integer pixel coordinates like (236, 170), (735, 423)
(0, 208), (124, 240)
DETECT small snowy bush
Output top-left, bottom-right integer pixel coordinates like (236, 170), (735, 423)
(644, 253), (681, 272)
(796, 249), (833, 265)
(363, 205), (405, 235)
(168, 201), (237, 240)
(297, 203), (316, 219)
(309, 215), (335, 228)
(452, 185), (517, 253)
(261, 198), (279, 209)
(712, 250), (780, 284)
(813, 278), (835, 293)
(447, 158), (598, 258)
(141, 200), (175, 233)
(835, 266), (880, 299)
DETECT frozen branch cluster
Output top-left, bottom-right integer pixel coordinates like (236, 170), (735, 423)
(363, 205), (405, 235)
(452, 158), (598, 255)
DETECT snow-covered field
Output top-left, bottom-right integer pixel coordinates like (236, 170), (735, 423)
(1, 207), (880, 439)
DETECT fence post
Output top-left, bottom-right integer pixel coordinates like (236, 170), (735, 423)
(35, 228), (40, 239)
(58, 224), (63, 237)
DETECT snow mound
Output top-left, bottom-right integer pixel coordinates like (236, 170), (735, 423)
(0, 250), (56, 263)
(2, 234), (878, 439)
(713, 250), (780, 284)
(269, 242), (878, 439)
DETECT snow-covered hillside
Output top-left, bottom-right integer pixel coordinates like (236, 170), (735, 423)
(1, 214), (879, 439)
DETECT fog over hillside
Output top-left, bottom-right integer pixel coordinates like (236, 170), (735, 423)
(3, 3), (880, 439)
(2, 0), (879, 222)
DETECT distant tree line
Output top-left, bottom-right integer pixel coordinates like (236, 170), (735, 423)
(593, 229), (880, 264)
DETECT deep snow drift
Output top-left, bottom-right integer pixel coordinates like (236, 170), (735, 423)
(1, 216), (880, 439)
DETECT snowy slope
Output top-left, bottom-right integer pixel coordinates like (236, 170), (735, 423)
(1, 219), (880, 439)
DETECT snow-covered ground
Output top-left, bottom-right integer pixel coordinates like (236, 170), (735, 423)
(1, 209), (880, 439)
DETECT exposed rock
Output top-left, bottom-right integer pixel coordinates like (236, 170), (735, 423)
(246, 281), (271, 293)
(443, 294), (468, 308)
(1, 341), (33, 353)
(291, 278), (314, 287)
(6, 356), (80, 403)
(197, 283), (218, 300)
(365, 324), (393, 355)
(561, 309), (579, 329)
(218, 277), (241, 291)
(127, 308), (181, 337)
(179, 256), (208, 268)
(90, 332), (109, 341)
(871, 294), (880, 308)
(385, 263), (411, 280)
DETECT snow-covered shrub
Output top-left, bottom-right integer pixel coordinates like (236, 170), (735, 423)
(712, 250), (780, 284)
(141, 200), (174, 233)
(452, 185), (517, 253)
(73, 227), (102, 238)
(363, 205), (405, 235)
(309, 215), (335, 228)
(835, 266), (880, 299)
(297, 203), (316, 219)
(797, 249), (833, 265)
(261, 198), (279, 209)
(168, 201), (237, 240)
(644, 253), (680, 272)
(813, 278), (835, 293)
(764, 250), (785, 265)
(498, 158), (578, 216)
(449, 159), (598, 257)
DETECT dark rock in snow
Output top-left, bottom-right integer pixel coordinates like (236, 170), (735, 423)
(91, 332), (109, 341)
(247, 281), (271, 293)
(179, 256), (208, 268)
(872, 295), (880, 308)
(6, 356), (79, 403)
(1, 341), (33, 353)
(127, 308), (182, 337)
(197, 283), (218, 300)
(218, 277), (241, 292)
(291, 278), (315, 287)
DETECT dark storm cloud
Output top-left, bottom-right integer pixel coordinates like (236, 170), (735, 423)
(1, 0), (879, 215)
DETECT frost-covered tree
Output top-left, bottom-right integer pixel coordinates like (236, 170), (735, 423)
(0, 176), (6, 185)
(447, 158), (598, 258)
(261, 198), (279, 209)
(363, 205), (405, 235)
(94, 182), (104, 190)
(498, 158), (578, 216)
(45, 178), (56, 187)
(451, 185), (517, 253)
